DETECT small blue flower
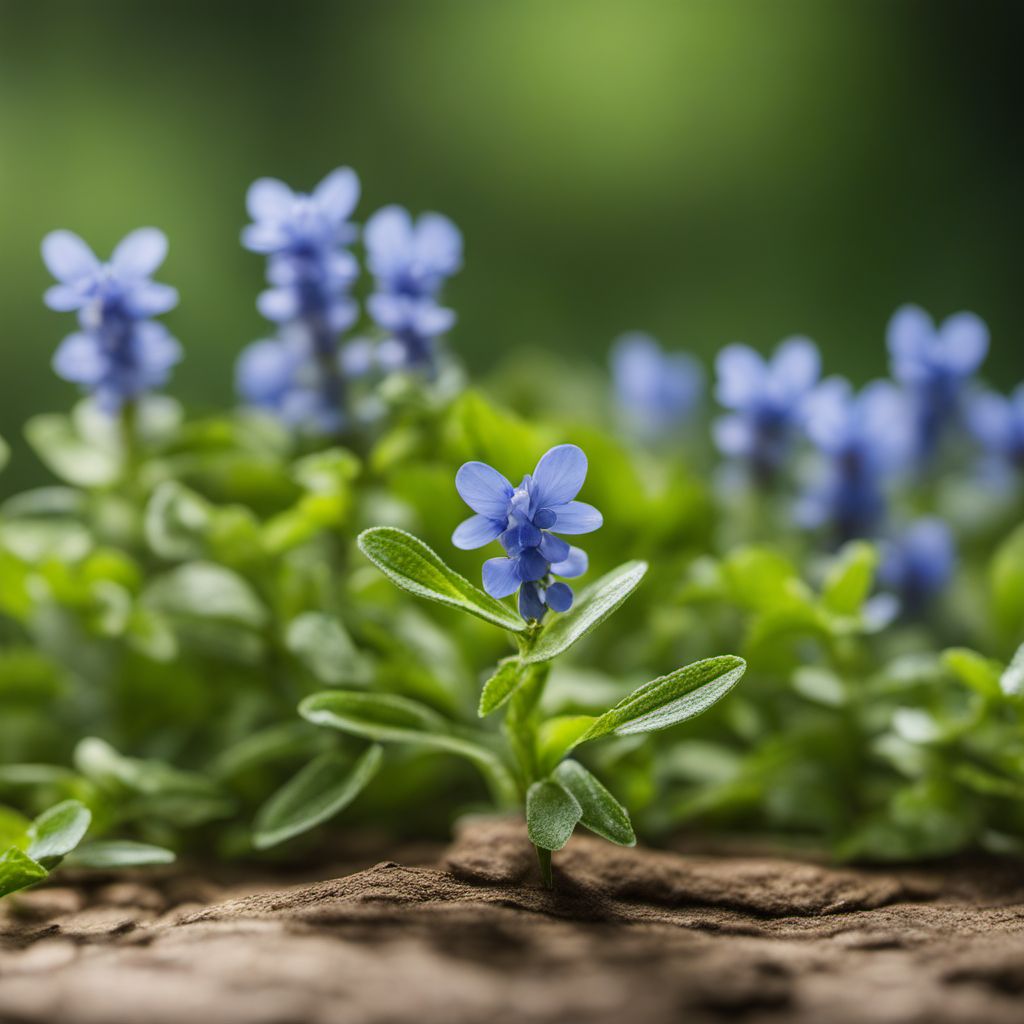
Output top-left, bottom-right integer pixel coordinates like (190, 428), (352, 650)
(967, 384), (1024, 470)
(887, 304), (989, 462)
(797, 377), (911, 542)
(42, 228), (181, 411)
(610, 332), (703, 438)
(878, 518), (956, 617)
(237, 168), (360, 433)
(713, 337), (820, 484)
(452, 444), (601, 621)
(365, 205), (462, 371)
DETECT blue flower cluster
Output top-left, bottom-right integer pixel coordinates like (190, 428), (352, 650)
(969, 384), (1024, 472)
(42, 229), (180, 412)
(452, 444), (602, 621)
(365, 206), (462, 372)
(713, 337), (820, 485)
(610, 332), (703, 438)
(235, 168), (361, 434)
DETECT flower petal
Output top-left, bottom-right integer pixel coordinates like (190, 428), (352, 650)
(314, 167), (360, 221)
(125, 281), (179, 317)
(53, 332), (105, 385)
(770, 336), (820, 398)
(550, 501), (602, 535)
(41, 230), (99, 283)
(938, 312), (989, 376)
(538, 532), (570, 564)
(518, 581), (547, 621)
(551, 546), (588, 578)
(257, 287), (300, 322)
(545, 582), (574, 613)
(531, 444), (587, 509)
(455, 461), (514, 518)
(711, 414), (754, 457)
(886, 304), (934, 384)
(111, 228), (168, 278)
(247, 177), (295, 222)
(452, 514), (504, 550)
(44, 283), (86, 312)
(414, 213), (463, 279)
(715, 344), (765, 409)
(516, 547), (549, 582)
(365, 205), (414, 280)
(482, 557), (520, 599)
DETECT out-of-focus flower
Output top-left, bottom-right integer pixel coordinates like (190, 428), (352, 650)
(236, 168), (360, 433)
(887, 304), (989, 462)
(42, 228), (181, 411)
(610, 332), (703, 438)
(365, 205), (462, 371)
(713, 337), (820, 484)
(967, 384), (1024, 470)
(797, 377), (912, 542)
(878, 518), (956, 616)
(452, 444), (601, 621)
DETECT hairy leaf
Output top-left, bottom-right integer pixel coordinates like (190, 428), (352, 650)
(526, 779), (581, 851)
(554, 760), (635, 846)
(478, 658), (527, 717)
(358, 527), (525, 632)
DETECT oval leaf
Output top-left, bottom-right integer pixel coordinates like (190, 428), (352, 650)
(358, 527), (525, 632)
(523, 561), (648, 664)
(822, 541), (877, 616)
(581, 655), (746, 742)
(253, 746), (383, 850)
(0, 847), (48, 898)
(554, 760), (635, 846)
(26, 800), (91, 865)
(526, 779), (581, 851)
(67, 841), (177, 868)
(478, 658), (527, 717)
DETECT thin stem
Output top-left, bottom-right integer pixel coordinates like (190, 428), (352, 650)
(535, 845), (553, 889)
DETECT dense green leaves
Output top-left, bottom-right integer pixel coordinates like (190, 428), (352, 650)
(522, 561), (648, 663)
(253, 747), (383, 850)
(526, 779), (581, 851)
(358, 527), (525, 632)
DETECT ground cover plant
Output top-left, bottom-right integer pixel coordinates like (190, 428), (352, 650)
(1, 165), (1023, 898)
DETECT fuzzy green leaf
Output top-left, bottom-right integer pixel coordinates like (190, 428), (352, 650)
(526, 779), (581, 851)
(253, 746), (383, 850)
(943, 648), (1003, 698)
(478, 658), (527, 716)
(821, 541), (877, 616)
(523, 561), (648, 664)
(537, 716), (598, 774)
(142, 562), (269, 629)
(554, 760), (635, 846)
(0, 847), (48, 898)
(358, 527), (525, 632)
(581, 655), (746, 742)
(26, 800), (91, 866)
(24, 414), (122, 487)
(67, 841), (176, 868)
(286, 612), (372, 686)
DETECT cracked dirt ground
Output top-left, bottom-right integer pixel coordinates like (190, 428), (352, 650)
(1, 818), (1023, 1024)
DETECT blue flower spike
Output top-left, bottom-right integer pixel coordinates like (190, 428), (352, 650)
(452, 444), (602, 622)
(887, 304), (989, 463)
(713, 336), (820, 484)
(42, 228), (181, 412)
(365, 205), (462, 372)
(236, 167), (361, 434)
(878, 517), (956, 617)
(968, 383), (1024, 471)
(610, 332), (703, 438)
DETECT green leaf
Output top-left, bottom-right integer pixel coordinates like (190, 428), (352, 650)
(0, 807), (30, 848)
(1001, 643), (1024, 697)
(821, 541), (877, 616)
(0, 434), (9, 473)
(142, 562), (268, 629)
(25, 413), (122, 487)
(526, 779), (581, 851)
(26, 800), (91, 866)
(553, 760), (635, 846)
(580, 655), (746, 742)
(67, 841), (177, 868)
(523, 561), (648, 664)
(537, 715), (598, 774)
(300, 691), (517, 805)
(285, 612), (372, 686)
(253, 746), (383, 850)
(991, 523), (1024, 649)
(357, 527), (525, 632)
(144, 480), (211, 560)
(478, 658), (527, 716)
(0, 847), (48, 898)
(943, 648), (1003, 698)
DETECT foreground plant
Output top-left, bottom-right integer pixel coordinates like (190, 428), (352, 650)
(297, 444), (745, 885)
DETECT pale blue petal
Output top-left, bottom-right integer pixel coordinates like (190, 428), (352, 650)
(715, 344), (765, 408)
(551, 546), (587, 578)
(126, 281), (179, 317)
(452, 514), (504, 550)
(44, 283), (86, 312)
(257, 287), (300, 322)
(53, 333), (105, 385)
(111, 228), (168, 278)
(365, 205), (414, 280)
(455, 461), (514, 518)
(938, 312), (989, 375)
(482, 557), (520, 599)
(41, 230), (99, 283)
(770, 336), (820, 397)
(531, 444), (587, 509)
(313, 167), (360, 221)
(551, 501), (602, 535)
(712, 414), (754, 456)
(247, 177), (295, 222)
(887, 304), (934, 383)
(414, 213), (463, 278)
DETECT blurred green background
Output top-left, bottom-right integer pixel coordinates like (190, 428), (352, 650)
(1, 0), (1022, 490)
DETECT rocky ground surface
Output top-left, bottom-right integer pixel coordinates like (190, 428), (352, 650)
(1, 818), (1023, 1023)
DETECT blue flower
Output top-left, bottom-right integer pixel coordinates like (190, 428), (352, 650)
(887, 304), (989, 462)
(610, 332), (703, 438)
(797, 377), (912, 542)
(967, 384), (1024, 471)
(452, 444), (601, 621)
(237, 168), (360, 433)
(878, 518), (955, 616)
(42, 228), (181, 412)
(713, 337), (820, 484)
(365, 205), (462, 371)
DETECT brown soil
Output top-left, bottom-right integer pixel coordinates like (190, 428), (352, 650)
(1, 818), (1023, 1024)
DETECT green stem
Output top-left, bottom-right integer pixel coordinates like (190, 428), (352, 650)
(535, 845), (553, 889)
